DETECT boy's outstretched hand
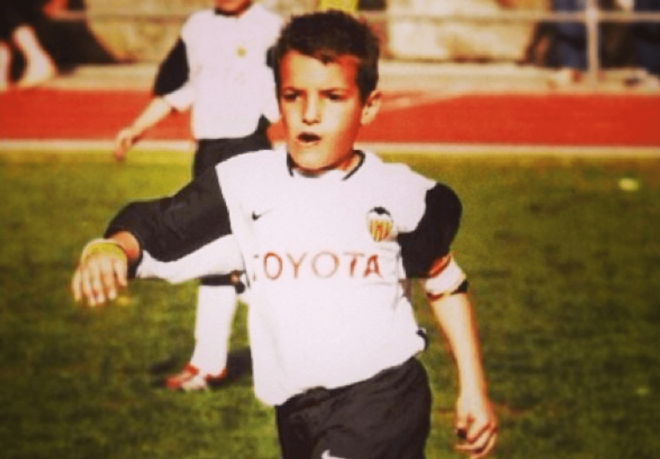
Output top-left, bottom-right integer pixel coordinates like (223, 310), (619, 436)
(113, 126), (140, 162)
(72, 239), (129, 307)
(454, 391), (498, 459)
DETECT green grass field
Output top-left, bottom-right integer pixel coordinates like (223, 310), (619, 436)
(1, 150), (659, 459)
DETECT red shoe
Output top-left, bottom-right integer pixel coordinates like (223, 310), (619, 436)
(165, 364), (227, 392)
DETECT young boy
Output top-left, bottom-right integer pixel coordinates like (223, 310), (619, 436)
(112, 0), (283, 391)
(72, 10), (497, 459)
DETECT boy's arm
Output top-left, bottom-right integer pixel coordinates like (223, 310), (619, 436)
(113, 97), (174, 161)
(428, 291), (498, 459)
(72, 168), (236, 307)
(404, 181), (496, 457)
(113, 36), (190, 162)
(71, 230), (244, 307)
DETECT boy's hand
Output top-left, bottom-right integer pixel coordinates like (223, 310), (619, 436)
(72, 239), (128, 307)
(454, 391), (498, 458)
(113, 127), (140, 161)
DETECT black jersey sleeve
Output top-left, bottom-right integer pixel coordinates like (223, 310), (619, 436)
(104, 168), (232, 276)
(266, 45), (275, 69)
(398, 183), (463, 278)
(153, 38), (189, 96)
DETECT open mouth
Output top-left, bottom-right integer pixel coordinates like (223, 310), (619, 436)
(297, 132), (321, 145)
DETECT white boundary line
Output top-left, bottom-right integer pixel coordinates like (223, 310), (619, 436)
(356, 142), (660, 158)
(1, 139), (658, 158)
(0, 139), (196, 152)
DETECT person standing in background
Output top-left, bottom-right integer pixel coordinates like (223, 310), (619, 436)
(112, 0), (283, 392)
(624, 0), (660, 86)
(0, 0), (115, 91)
(0, 0), (57, 90)
(549, 0), (596, 83)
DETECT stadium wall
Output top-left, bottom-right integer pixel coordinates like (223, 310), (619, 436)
(82, 0), (547, 63)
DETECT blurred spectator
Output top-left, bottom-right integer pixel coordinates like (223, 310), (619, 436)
(36, 0), (116, 72)
(542, 0), (658, 85)
(0, 0), (115, 91)
(547, 0), (602, 83)
(626, 0), (660, 85)
(0, 1), (57, 90)
(358, 0), (389, 56)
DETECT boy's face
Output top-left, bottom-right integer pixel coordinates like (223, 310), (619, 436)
(278, 51), (381, 174)
(214, 0), (251, 15)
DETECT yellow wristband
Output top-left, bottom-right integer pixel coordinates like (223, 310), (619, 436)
(80, 238), (127, 263)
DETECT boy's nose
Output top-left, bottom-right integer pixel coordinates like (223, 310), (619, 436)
(302, 96), (321, 124)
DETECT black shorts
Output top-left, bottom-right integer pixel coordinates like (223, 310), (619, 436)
(192, 117), (271, 178)
(276, 358), (432, 459)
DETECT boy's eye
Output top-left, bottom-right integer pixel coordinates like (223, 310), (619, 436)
(281, 91), (299, 102)
(326, 92), (345, 101)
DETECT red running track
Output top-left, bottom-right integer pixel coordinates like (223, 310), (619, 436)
(1, 89), (659, 147)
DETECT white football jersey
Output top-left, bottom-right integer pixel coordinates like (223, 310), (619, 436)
(115, 148), (464, 406)
(164, 4), (282, 139)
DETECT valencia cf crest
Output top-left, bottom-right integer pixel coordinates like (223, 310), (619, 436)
(367, 207), (396, 242)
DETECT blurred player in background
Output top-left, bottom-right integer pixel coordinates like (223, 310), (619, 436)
(73, 10), (498, 458)
(112, 0), (283, 391)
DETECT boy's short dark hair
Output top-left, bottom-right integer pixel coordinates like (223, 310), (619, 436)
(272, 10), (380, 102)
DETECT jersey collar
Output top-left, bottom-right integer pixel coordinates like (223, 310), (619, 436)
(287, 151), (366, 181)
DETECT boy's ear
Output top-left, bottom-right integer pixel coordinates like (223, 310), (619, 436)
(360, 89), (382, 126)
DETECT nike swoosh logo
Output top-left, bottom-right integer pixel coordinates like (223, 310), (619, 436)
(251, 211), (268, 221)
(321, 450), (347, 459)
(252, 207), (275, 221)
